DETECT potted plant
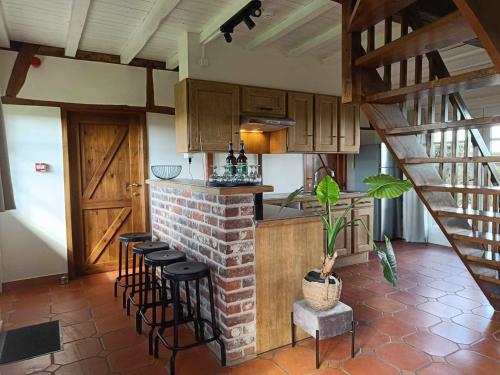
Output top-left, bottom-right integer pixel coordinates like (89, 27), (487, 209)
(284, 174), (413, 310)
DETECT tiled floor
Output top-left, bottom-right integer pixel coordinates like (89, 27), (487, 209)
(0, 241), (499, 374)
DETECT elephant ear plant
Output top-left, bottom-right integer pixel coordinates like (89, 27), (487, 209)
(283, 174), (413, 287)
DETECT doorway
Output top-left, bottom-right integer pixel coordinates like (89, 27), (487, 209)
(63, 110), (148, 276)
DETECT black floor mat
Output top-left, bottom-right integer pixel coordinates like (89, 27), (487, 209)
(0, 320), (62, 364)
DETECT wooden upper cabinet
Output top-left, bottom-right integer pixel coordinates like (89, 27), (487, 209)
(287, 92), (314, 152)
(314, 95), (339, 153)
(241, 86), (287, 117)
(175, 79), (239, 152)
(339, 103), (360, 153)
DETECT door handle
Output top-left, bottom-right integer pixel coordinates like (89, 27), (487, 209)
(132, 192), (140, 197)
(127, 183), (142, 188)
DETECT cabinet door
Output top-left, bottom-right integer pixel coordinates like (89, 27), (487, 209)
(352, 206), (373, 253)
(339, 104), (360, 153)
(287, 92), (314, 152)
(241, 86), (286, 117)
(189, 80), (240, 152)
(314, 95), (339, 152)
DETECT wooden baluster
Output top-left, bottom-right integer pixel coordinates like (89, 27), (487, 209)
(426, 64), (436, 157)
(413, 55), (423, 128)
(482, 167), (490, 236)
(462, 126), (469, 210)
(472, 146), (480, 230)
(384, 17), (392, 87)
(438, 95), (449, 177)
(367, 25), (375, 52)
(399, 18), (408, 113)
(493, 195), (499, 253)
(450, 107), (458, 202)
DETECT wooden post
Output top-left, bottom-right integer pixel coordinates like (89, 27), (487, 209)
(342, 0), (362, 104)
(5, 43), (39, 97)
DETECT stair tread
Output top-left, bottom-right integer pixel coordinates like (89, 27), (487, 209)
(366, 67), (500, 104)
(356, 11), (475, 69)
(385, 115), (500, 135)
(452, 229), (500, 243)
(402, 156), (500, 164)
(436, 207), (500, 223)
(420, 184), (500, 194)
(348, 0), (417, 32)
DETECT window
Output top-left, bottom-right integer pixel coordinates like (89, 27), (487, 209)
(492, 125), (500, 155)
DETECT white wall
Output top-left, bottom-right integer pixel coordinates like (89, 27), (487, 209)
(0, 50), (185, 282)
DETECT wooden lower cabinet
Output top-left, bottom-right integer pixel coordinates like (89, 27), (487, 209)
(255, 217), (324, 353)
(352, 206), (374, 253)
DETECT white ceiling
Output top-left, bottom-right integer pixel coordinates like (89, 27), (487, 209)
(0, 0), (344, 67)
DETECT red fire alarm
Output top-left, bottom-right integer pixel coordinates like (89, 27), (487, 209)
(35, 163), (48, 172)
(31, 57), (42, 68)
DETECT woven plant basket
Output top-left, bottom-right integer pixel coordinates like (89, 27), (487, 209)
(302, 271), (342, 311)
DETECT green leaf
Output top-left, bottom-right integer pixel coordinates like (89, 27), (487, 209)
(363, 174), (413, 199)
(316, 175), (340, 206)
(374, 236), (398, 287)
(279, 186), (304, 212)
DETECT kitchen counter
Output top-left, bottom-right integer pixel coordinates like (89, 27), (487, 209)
(258, 204), (319, 223)
(263, 191), (366, 202)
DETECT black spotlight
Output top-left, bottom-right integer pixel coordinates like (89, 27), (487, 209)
(243, 16), (256, 30)
(220, 0), (262, 43)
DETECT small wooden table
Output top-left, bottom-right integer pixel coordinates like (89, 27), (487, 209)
(291, 300), (356, 369)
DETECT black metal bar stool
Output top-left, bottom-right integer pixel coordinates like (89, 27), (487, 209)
(115, 232), (152, 308)
(139, 250), (186, 354)
(127, 241), (169, 317)
(155, 261), (226, 375)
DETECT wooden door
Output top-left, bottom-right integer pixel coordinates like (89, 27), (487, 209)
(339, 103), (360, 153)
(65, 111), (147, 275)
(189, 80), (240, 151)
(352, 206), (373, 253)
(287, 92), (314, 152)
(314, 95), (339, 152)
(241, 86), (287, 117)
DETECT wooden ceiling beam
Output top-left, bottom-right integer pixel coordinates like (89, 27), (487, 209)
(5, 43), (39, 97)
(120, 0), (180, 64)
(0, 1), (9, 48)
(3, 41), (170, 70)
(199, 0), (252, 45)
(453, 0), (500, 70)
(288, 24), (342, 57)
(247, 0), (335, 50)
(65, 0), (91, 57)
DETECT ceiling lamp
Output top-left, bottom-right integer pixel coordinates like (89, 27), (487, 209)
(220, 0), (262, 43)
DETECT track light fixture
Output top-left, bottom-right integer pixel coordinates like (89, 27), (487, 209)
(220, 0), (262, 43)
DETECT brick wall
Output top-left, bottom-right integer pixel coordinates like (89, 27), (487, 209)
(150, 185), (257, 364)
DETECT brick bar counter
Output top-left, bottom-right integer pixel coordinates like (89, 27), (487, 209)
(147, 178), (323, 364)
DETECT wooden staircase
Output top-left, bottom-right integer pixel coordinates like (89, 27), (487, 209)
(342, 0), (500, 310)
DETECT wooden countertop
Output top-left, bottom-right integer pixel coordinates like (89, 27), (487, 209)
(146, 178), (274, 195)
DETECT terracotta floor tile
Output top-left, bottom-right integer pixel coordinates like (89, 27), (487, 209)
(343, 354), (399, 375)
(371, 316), (416, 337)
(94, 313), (132, 334)
(300, 334), (353, 361)
(168, 345), (225, 375)
(53, 308), (93, 326)
(404, 331), (459, 357)
(446, 350), (500, 375)
(472, 306), (500, 322)
(442, 275), (478, 288)
(229, 358), (286, 375)
(353, 304), (382, 322)
(408, 286), (447, 299)
(7, 305), (50, 324)
(274, 346), (327, 374)
(452, 313), (500, 334)
(0, 354), (51, 375)
(388, 290), (427, 306)
(417, 302), (462, 319)
(62, 321), (97, 343)
(54, 357), (109, 375)
(54, 338), (103, 365)
(417, 363), (462, 375)
(107, 342), (155, 373)
(354, 325), (391, 348)
(431, 322), (482, 345)
(377, 342), (431, 371)
(365, 297), (406, 313)
(437, 295), (482, 311)
(456, 288), (489, 304)
(101, 326), (148, 351)
(427, 281), (464, 293)
(394, 307), (442, 328)
(51, 298), (90, 314)
(470, 337), (500, 362)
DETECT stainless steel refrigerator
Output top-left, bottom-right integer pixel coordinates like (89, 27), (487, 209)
(352, 143), (403, 241)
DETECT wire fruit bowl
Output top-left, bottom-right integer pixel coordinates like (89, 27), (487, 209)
(151, 165), (182, 180)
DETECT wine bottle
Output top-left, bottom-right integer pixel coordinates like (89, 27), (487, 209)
(237, 141), (248, 175)
(226, 142), (237, 175)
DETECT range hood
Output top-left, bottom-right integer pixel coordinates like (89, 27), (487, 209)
(240, 115), (296, 132)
